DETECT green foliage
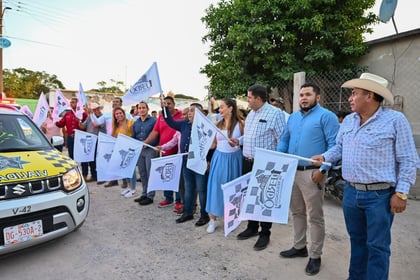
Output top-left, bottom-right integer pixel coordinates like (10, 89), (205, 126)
(201, 0), (377, 98)
(90, 79), (126, 94)
(174, 94), (199, 100)
(3, 68), (65, 99)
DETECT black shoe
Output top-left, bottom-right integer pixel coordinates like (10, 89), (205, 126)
(253, 234), (270, 251)
(104, 181), (118, 188)
(280, 246), (308, 258)
(237, 228), (259, 240)
(97, 181), (106, 185)
(195, 216), (210, 227)
(305, 258), (321, 276)
(176, 215), (194, 223)
(134, 196), (147, 203)
(139, 197), (153, 206)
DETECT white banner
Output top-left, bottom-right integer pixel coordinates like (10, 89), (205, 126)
(32, 92), (49, 127)
(78, 82), (88, 105)
(222, 173), (251, 237)
(96, 132), (124, 181)
(52, 89), (69, 122)
(148, 154), (184, 192)
(107, 134), (143, 178)
(73, 129), (98, 163)
(122, 62), (162, 105)
(186, 109), (217, 175)
(239, 148), (298, 224)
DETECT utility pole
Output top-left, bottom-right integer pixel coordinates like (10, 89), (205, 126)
(0, 0), (11, 99)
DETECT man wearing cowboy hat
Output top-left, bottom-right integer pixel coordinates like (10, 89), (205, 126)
(80, 102), (106, 182)
(312, 73), (419, 280)
(270, 96), (290, 122)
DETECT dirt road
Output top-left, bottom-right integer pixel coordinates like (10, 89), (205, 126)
(1, 182), (419, 279)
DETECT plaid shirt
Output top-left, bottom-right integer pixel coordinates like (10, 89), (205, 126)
(242, 103), (285, 158)
(324, 107), (419, 194)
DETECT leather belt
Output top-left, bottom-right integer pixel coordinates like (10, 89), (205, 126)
(297, 165), (318, 171)
(244, 157), (254, 162)
(349, 182), (390, 191)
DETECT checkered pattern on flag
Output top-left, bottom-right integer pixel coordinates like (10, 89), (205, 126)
(32, 92), (49, 127)
(222, 173), (251, 237)
(186, 109), (217, 175)
(148, 154), (184, 192)
(96, 132), (123, 181)
(122, 62), (162, 105)
(107, 134), (143, 178)
(52, 89), (69, 122)
(73, 129), (98, 163)
(239, 148), (298, 224)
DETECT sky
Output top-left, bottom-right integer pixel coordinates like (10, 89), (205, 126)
(2, 0), (419, 100)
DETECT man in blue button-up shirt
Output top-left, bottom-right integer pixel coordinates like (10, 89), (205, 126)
(277, 83), (339, 276)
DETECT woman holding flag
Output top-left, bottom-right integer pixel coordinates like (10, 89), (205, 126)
(205, 98), (244, 233)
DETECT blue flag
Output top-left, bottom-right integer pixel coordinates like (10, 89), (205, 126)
(122, 62), (163, 105)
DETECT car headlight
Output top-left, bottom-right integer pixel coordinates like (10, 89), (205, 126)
(62, 168), (82, 191)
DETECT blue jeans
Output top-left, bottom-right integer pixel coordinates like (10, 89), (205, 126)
(183, 164), (208, 218)
(342, 183), (394, 280)
(67, 135), (74, 159)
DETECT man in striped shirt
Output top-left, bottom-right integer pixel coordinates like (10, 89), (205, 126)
(233, 84), (285, 251)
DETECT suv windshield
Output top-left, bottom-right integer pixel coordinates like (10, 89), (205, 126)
(0, 114), (52, 152)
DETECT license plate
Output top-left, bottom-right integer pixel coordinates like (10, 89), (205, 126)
(3, 220), (43, 246)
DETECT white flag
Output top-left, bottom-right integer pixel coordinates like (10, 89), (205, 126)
(148, 154), (184, 192)
(73, 130), (98, 163)
(239, 148), (298, 224)
(78, 82), (88, 105)
(19, 105), (33, 119)
(74, 91), (85, 119)
(32, 92), (49, 127)
(96, 132), (124, 181)
(52, 89), (69, 122)
(222, 173), (251, 237)
(107, 134), (143, 178)
(186, 109), (217, 175)
(122, 62), (162, 105)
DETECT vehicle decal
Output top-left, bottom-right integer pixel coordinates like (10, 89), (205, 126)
(0, 170), (48, 181)
(0, 155), (30, 171)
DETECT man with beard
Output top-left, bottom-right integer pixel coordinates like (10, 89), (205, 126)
(277, 83), (339, 276)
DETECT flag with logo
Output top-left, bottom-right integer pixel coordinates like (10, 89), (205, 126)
(20, 105), (33, 119)
(122, 62), (162, 105)
(73, 129), (98, 163)
(78, 82), (88, 105)
(222, 173), (251, 237)
(186, 109), (217, 175)
(96, 132), (123, 181)
(148, 153), (184, 192)
(52, 89), (69, 122)
(32, 92), (50, 127)
(107, 134), (143, 178)
(239, 148), (298, 224)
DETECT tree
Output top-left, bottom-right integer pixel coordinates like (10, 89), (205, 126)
(201, 0), (377, 98)
(90, 79), (126, 94)
(3, 68), (65, 99)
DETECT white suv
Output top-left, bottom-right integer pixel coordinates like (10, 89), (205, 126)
(0, 104), (89, 255)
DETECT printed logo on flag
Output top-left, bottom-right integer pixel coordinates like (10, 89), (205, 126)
(130, 74), (153, 94)
(80, 135), (94, 154)
(119, 148), (136, 168)
(156, 163), (176, 182)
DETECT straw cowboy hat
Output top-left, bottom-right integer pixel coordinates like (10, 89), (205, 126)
(90, 102), (103, 110)
(342, 73), (394, 105)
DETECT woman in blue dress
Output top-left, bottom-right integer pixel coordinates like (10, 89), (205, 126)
(206, 98), (244, 233)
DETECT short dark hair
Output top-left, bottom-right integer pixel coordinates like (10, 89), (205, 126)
(301, 83), (321, 95)
(190, 102), (203, 112)
(247, 84), (268, 102)
(164, 96), (175, 104)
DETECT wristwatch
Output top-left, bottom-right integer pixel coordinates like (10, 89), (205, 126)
(395, 192), (408, 201)
(319, 169), (327, 174)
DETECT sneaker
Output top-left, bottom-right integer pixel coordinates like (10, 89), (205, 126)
(173, 203), (183, 213)
(121, 189), (131, 196)
(139, 197), (153, 206)
(158, 200), (173, 208)
(124, 189), (136, 198)
(207, 219), (217, 233)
